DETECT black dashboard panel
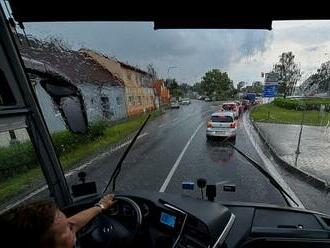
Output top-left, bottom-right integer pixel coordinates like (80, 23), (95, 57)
(253, 208), (322, 229)
(222, 206), (255, 248)
(222, 203), (330, 248)
(125, 191), (232, 239)
(62, 192), (330, 248)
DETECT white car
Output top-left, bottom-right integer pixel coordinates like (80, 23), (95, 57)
(181, 98), (191, 105)
(170, 101), (180, 108)
(206, 112), (237, 140)
(220, 102), (239, 119)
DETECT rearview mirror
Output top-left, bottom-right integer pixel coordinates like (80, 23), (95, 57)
(40, 80), (88, 133)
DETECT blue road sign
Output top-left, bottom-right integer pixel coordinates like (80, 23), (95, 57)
(263, 85), (278, 97)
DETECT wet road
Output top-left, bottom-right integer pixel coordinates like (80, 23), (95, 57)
(10, 100), (330, 215)
(66, 100), (287, 206)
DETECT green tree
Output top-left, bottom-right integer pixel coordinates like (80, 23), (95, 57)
(192, 82), (203, 95)
(237, 81), (246, 92)
(272, 52), (302, 97)
(200, 69), (235, 100)
(251, 81), (263, 93)
(166, 78), (183, 97)
(301, 61), (330, 95)
(147, 64), (158, 80)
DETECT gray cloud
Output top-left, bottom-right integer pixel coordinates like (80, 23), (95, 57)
(25, 22), (272, 84)
(274, 22), (330, 46)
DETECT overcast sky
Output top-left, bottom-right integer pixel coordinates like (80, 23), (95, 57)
(23, 20), (330, 86)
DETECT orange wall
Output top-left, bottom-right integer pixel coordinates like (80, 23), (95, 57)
(125, 87), (156, 117)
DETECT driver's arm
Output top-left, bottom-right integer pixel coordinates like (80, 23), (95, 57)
(68, 194), (116, 232)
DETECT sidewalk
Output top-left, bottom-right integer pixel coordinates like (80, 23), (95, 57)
(254, 121), (330, 188)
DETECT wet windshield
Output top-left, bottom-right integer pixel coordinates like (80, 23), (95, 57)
(2, 12), (330, 215)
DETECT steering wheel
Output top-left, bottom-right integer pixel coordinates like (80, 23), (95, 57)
(77, 196), (143, 248)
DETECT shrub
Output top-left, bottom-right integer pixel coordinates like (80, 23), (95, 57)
(0, 121), (108, 182)
(273, 98), (330, 111)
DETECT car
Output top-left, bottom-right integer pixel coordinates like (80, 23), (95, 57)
(206, 111), (237, 140)
(235, 101), (243, 116)
(204, 97), (211, 102)
(241, 99), (250, 111)
(220, 102), (239, 119)
(181, 98), (191, 105)
(170, 101), (180, 108)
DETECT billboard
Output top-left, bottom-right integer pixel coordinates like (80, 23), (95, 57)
(263, 72), (278, 97)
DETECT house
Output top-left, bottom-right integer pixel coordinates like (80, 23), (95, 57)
(18, 37), (128, 131)
(80, 49), (156, 117)
(152, 80), (171, 107)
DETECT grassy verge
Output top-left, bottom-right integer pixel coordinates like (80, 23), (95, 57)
(0, 109), (164, 203)
(251, 103), (330, 126)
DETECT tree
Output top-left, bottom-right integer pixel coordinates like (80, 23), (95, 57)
(200, 69), (235, 100)
(166, 78), (183, 97)
(272, 52), (302, 97)
(192, 82), (203, 95)
(302, 61), (330, 95)
(251, 81), (263, 93)
(237, 81), (246, 92)
(180, 83), (192, 94)
(147, 64), (158, 80)
(42, 35), (72, 51)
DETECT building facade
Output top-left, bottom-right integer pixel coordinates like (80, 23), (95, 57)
(80, 49), (156, 117)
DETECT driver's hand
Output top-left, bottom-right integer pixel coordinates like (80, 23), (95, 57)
(99, 194), (117, 209)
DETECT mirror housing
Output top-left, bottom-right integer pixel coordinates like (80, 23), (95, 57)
(71, 171), (97, 197)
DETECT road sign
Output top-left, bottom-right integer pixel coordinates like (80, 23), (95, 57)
(263, 85), (278, 97)
(265, 72), (279, 83)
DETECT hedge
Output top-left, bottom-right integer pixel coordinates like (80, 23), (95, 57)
(273, 98), (330, 111)
(0, 121), (108, 182)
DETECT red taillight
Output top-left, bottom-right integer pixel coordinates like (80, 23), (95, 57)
(207, 122), (213, 128)
(230, 122), (236, 128)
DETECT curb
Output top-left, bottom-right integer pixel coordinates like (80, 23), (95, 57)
(248, 111), (329, 191)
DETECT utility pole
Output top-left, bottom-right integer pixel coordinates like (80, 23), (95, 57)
(295, 110), (305, 167)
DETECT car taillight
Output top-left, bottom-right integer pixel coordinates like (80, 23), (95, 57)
(207, 122), (213, 128)
(230, 122), (236, 128)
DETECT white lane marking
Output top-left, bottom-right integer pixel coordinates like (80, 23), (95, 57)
(159, 122), (204, 192)
(158, 124), (166, 128)
(0, 132), (149, 214)
(242, 113), (304, 208)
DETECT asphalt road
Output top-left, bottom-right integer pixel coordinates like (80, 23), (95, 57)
(66, 100), (287, 206)
(9, 100), (330, 215)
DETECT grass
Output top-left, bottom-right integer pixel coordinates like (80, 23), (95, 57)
(251, 103), (330, 126)
(0, 109), (164, 203)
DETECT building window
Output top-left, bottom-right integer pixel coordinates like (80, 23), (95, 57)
(137, 96), (142, 105)
(101, 96), (110, 119)
(116, 96), (121, 105)
(128, 96), (134, 105)
(127, 72), (131, 80)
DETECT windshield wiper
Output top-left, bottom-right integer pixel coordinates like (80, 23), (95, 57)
(226, 141), (299, 207)
(102, 114), (151, 194)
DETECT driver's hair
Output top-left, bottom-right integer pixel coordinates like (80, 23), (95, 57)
(0, 200), (58, 248)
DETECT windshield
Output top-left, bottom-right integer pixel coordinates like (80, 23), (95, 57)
(2, 11), (330, 215)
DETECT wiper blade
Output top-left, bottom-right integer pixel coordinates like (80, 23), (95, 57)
(102, 114), (151, 194)
(226, 141), (299, 207)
